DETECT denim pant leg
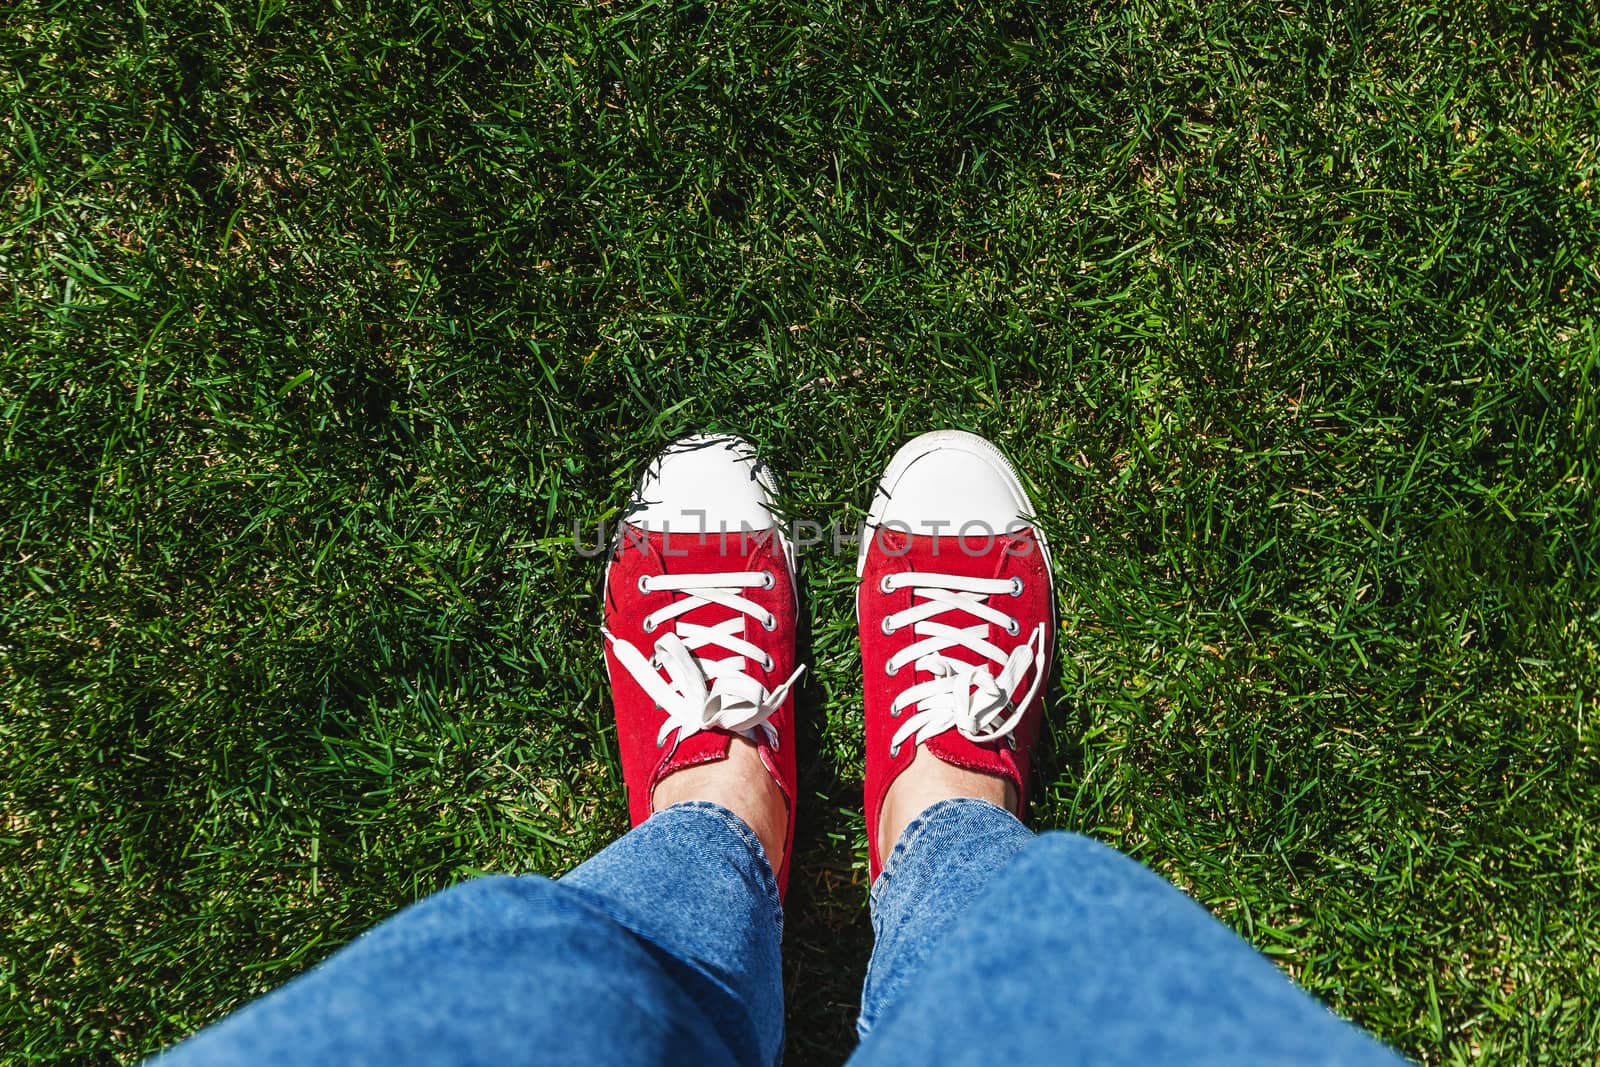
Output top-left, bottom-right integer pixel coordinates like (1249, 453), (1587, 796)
(153, 802), (784, 1067)
(851, 798), (1407, 1067)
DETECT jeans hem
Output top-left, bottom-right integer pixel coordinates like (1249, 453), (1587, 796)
(869, 796), (1014, 908)
(656, 800), (784, 936)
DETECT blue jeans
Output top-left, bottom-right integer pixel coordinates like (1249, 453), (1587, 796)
(155, 799), (1407, 1066)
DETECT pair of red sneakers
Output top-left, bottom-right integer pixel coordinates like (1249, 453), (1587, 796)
(601, 431), (1053, 896)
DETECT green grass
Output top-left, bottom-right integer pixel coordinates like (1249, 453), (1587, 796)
(2, 0), (1598, 1063)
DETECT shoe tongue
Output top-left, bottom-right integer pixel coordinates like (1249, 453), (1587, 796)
(923, 730), (1023, 795)
(633, 524), (777, 789)
(875, 526), (1042, 808)
(883, 525), (1040, 677)
(904, 528), (1033, 799)
(655, 728), (733, 782)
(636, 524), (777, 657)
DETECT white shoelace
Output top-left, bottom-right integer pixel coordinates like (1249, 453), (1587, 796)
(605, 570), (805, 754)
(878, 571), (1046, 758)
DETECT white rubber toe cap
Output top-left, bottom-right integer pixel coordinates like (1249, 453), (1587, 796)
(626, 434), (780, 534)
(862, 429), (1041, 551)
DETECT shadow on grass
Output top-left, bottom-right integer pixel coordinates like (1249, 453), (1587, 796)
(783, 566), (875, 1065)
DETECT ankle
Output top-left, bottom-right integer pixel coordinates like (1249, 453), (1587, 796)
(652, 738), (787, 871)
(878, 748), (1018, 861)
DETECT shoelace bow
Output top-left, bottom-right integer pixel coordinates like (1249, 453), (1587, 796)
(878, 571), (1046, 758)
(605, 570), (805, 754)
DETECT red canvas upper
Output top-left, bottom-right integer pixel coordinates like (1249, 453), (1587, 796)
(603, 524), (800, 896)
(858, 525), (1053, 878)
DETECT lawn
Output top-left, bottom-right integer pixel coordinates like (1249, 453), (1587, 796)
(2, 1), (1597, 1063)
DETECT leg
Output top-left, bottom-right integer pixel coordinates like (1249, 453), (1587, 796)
(851, 432), (1406, 1063)
(851, 798), (1408, 1067)
(855, 797), (1034, 1036)
(157, 435), (802, 1066)
(153, 802), (783, 1067)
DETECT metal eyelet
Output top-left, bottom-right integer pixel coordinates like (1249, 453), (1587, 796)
(637, 575), (652, 593)
(1004, 617), (1020, 636)
(889, 705), (901, 718)
(761, 613), (777, 631)
(885, 659), (900, 677)
(879, 574), (895, 594)
(761, 654), (775, 671)
(642, 617), (657, 633)
(1008, 576), (1024, 597)
(880, 616), (896, 636)
(760, 570), (775, 589)
(888, 743), (902, 758)
(770, 735), (781, 752)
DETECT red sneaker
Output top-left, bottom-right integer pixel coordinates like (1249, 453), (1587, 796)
(856, 430), (1054, 879)
(602, 435), (804, 895)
